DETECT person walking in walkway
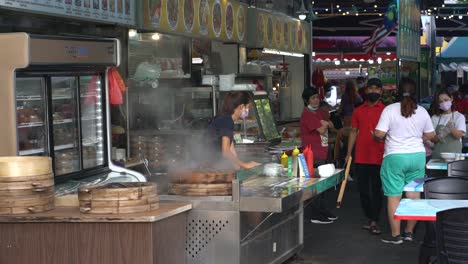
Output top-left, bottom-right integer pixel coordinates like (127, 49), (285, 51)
(338, 80), (363, 127)
(346, 78), (385, 235)
(430, 89), (466, 159)
(374, 78), (435, 244)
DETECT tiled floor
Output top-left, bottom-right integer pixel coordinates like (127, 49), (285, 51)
(285, 181), (424, 264)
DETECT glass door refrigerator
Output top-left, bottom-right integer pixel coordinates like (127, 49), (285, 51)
(0, 33), (145, 186)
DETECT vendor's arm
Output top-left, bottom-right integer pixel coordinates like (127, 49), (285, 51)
(222, 137), (260, 169)
(346, 128), (358, 162)
(449, 113), (466, 140)
(301, 111), (328, 135)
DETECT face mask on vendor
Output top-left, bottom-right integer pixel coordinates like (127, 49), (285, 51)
(307, 105), (318, 111)
(439, 101), (452, 111)
(367, 93), (381, 102)
(240, 107), (249, 119)
(357, 83), (364, 89)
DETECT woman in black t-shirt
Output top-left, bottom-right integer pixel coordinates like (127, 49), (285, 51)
(207, 91), (260, 169)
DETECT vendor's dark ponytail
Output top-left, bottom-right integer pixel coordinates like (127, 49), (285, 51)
(399, 78), (417, 118)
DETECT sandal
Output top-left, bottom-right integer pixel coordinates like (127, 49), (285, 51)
(369, 225), (382, 235)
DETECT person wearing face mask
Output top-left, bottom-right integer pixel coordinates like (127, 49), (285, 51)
(345, 78), (385, 235)
(301, 86), (338, 224)
(207, 91), (261, 169)
(430, 89), (466, 159)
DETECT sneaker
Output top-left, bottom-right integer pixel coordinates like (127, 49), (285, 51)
(381, 234), (403, 244)
(402, 232), (413, 242)
(310, 215), (334, 224)
(321, 210), (338, 221)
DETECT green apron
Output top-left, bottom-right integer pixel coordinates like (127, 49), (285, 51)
(432, 113), (462, 159)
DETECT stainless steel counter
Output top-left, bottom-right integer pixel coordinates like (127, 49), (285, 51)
(160, 160), (344, 264)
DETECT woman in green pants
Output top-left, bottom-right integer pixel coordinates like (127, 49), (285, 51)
(374, 78), (435, 244)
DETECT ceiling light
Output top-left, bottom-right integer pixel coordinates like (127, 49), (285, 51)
(262, 48), (304, 57)
(346, 11), (349, 14)
(297, 0), (309, 20)
(377, 57), (382, 64)
(192, 57), (203, 64)
(345, 71), (350, 75)
(459, 15), (463, 19)
(442, 4), (445, 7)
(336, 5), (340, 8)
(356, 13), (359, 16)
(374, 4), (378, 8)
(386, 52), (391, 55)
(325, 8), (329, 11)
(128, 29), (137, 37)
(312, 52), (316, 56)
(343, 12), (346, 15)
(433, 7), (437, 10)
(315, 12), (318, 15)
(338, 9), (342, 12)
(378, 13), (382, 16)
(334, 60), (341, 65)
(436, 15), (439, 18)
(368, 59), (374, 64)
(443, 17), (447, 20)
(151, 33), (160, 40)
(364, 9), (367, 12)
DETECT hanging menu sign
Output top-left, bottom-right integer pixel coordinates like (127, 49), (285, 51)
(0, 0), (135, 26)
(247, 8), (310, 55)
(141, 0), (247, 44)
(398, 0), (420, 61)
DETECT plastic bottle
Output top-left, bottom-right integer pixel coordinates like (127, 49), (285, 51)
(281, 152), (289, 168)
(303, 146), (314, 178)
(291, 147), (300, 177)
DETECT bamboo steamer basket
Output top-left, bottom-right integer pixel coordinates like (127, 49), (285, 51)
(78, 182), (159, 214)
(0, 156), (52, 177)
(0, 157), (54, 214)
(169, 183), (232, 196)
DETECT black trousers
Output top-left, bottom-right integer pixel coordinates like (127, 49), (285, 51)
(355, 164), (383, 222)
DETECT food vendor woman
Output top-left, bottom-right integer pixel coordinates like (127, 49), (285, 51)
(207, 91), (261, 170)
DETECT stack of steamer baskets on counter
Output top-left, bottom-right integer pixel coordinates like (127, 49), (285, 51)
(0, 157), (54, 214)
(168, 166), (235, 196)
(78, 182), (159, 214)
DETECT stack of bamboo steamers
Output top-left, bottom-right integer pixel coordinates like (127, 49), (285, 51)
(78, 182), (159, 214)
(0, 157), (55, 214)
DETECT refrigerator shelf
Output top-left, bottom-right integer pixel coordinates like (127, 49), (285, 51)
(18, 122), (44, 128)
(16, 96), (42, 101)
(83, 139), (103, 146)
(82, 115), (101, 121)
(54, 144), (75, 151)
(19, 148), (45, 156)
(52, 96), (73, 100)
(53, 119), (73, 125)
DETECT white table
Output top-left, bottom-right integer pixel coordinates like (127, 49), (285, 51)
(394, 198), (468, 221)
(426, 159), (447, 170)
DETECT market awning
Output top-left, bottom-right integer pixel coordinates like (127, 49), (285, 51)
(313, 52), (397, 62)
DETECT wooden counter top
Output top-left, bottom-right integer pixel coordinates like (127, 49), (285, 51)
(0, 201), (192, 223)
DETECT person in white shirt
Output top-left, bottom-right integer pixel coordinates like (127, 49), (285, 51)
(429, 89), (466, 159)
(374, 78), (435, 244)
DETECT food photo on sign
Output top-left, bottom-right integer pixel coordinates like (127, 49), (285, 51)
(184, 0), (194, 32)
(149, 0), (161, 26)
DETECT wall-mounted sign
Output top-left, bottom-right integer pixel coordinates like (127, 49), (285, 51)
(247, 8), (310, 54)
(141, 0), (247, 43)
(398, 0), (421, 61)
(0, 0), (135, 25)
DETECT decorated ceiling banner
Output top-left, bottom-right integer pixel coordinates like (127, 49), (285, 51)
(247, 8), (310, 54)
(398, 0), (421, 61)
(141, 0), (247, 43)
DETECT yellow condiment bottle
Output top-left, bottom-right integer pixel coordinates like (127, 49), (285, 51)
(281, 152), (289, 168)
(291, 147), (300, 177)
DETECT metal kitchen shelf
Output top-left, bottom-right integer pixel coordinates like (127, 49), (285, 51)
(19, 148), (45, 155)
(16, 95), (42, 101)
(18, 122), (44, 128)
(54, 144), (75, 151)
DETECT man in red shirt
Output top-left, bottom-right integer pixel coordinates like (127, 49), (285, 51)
(346, 78), (385, 234)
